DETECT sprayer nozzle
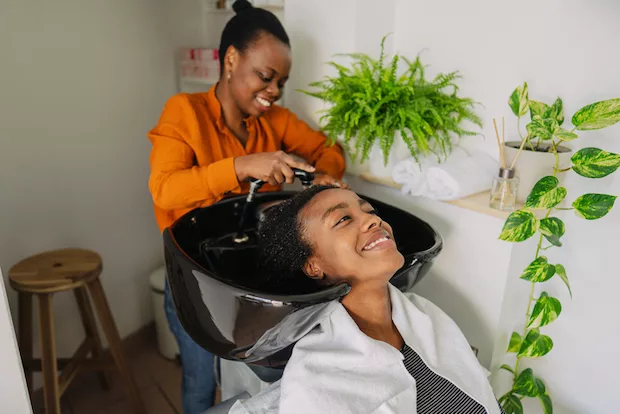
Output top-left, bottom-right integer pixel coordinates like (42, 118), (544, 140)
(292, 168), (315, 189)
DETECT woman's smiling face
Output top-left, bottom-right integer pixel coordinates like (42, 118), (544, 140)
(299, 189), (405, 285)
(227, 33), (291, 117)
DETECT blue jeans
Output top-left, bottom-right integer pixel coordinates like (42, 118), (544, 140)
(164, 281), (216, 413)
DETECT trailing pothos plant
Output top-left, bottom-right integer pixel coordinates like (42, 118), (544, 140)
(299, 35), (481, 165)
(497, 82), (620, 414)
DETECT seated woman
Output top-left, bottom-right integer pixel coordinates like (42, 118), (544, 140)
(231, 186), (504, 414)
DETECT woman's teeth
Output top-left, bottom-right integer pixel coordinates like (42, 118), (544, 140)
(257, 97), (272, 107)
(363, 236), (389, 251)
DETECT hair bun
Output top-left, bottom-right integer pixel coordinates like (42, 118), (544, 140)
(232, 0), (254, 14)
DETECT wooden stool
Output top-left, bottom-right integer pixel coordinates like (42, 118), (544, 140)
(9, 248), (146, 414)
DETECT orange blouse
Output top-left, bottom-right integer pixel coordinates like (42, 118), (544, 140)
(148, 86), (345, 232)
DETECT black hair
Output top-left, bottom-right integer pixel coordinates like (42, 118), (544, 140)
(257, 185), (335, 290)
(218, 0), (290, 74)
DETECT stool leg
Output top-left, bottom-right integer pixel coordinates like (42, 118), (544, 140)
(74, 287), (110, 390)
(17, 292), (33, 396)
(86, 279), (146, 414)
(37, 294), (61, 414)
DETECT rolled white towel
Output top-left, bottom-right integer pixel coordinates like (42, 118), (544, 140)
(392, 158), (426, 195)
(424, 152), (496, 201)
(392, 148), (468, 196)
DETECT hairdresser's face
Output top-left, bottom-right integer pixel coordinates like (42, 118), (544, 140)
(226, 33), (291, 118)
(300, 189), (405, 286)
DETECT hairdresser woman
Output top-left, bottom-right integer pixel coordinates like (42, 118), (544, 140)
(147, 1), (346, 412)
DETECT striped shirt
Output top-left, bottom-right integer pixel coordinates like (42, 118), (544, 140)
(401, 344), (505, 414)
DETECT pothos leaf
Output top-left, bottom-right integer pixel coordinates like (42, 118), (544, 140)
(548, 97), (564, 125)
(572, 194), (618, 220)
(529, 100), (550, 119)
(501, 393), (524, 414)
(526, 116), (557, 141)
(525, 176), (566, 209)
(571, 147), (620, 179)
(539, 393), (553, 414)
(555, 128), (578, 142)
(518, 329), (554, 358)
(527, 292), (562, 329)
(509, 83), (530, 117)
(555, 264), (572, 299)
(539, 217), (565, 247)
(520, 257), (556, 283)
(572, 98), (620, 130)
(500, 210), (540, 242)
(507, 332), (522, 353)
(513, 368), (546, 397)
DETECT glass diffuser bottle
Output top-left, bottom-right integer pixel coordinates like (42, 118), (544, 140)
(490, 167), (519, 211)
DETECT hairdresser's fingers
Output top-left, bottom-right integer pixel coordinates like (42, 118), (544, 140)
(272, 170), (286, 185)
(280, 164), (295, 184)
(312, 173), (334, 185)
(313, 173), (348, 189)
(278, 152), (315, 173)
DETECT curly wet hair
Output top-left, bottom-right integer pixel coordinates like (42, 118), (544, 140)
(257, 185), (335, 290)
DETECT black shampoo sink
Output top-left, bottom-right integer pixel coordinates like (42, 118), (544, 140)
(163, 191), (442, 367)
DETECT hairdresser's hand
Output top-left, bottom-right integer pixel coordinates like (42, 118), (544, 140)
(313, 173), (349, 189)
(234, 151), (315, 186)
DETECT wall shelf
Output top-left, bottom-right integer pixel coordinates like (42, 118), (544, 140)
(357, 172), (519, 220)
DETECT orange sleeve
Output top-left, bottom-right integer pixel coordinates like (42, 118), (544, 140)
(279, 111), (346, 179)
(148, 94), (240, 210)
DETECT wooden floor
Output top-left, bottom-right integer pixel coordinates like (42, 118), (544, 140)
(30, 324), (221, 414)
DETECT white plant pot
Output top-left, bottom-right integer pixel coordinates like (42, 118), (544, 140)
(368, 134), (412, 178)
(503, 141), (572, 203)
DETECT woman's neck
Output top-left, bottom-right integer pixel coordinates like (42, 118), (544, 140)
(215, 81), (247, 139)
(341, 284), (403, 350)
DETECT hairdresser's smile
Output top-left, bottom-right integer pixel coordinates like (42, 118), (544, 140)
(255, 95), (273, 111)
(255, 93), (276, 113)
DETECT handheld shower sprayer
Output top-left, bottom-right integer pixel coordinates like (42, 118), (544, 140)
(233, 168), (315, 244)
(293, 168), (315, 189)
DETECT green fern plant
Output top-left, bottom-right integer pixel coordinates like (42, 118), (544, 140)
(299, 35), (482, 164)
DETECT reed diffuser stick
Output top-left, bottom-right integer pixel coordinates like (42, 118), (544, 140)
(502, 116), (505, 145)
(510, 135), (529, 170)
(493, 118), (506, 168)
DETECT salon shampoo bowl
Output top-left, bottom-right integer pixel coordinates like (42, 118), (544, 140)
(163, 191), (442, 367)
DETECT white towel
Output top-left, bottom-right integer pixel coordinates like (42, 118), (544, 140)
(392, 150), (496, 201)
(391, 148), (468, 196)
(391, 158), (426, 195)
(425, 152), (496, 200)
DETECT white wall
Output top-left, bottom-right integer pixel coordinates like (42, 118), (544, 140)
(287, 0), (620, 412)
(0, 0), (202, 385)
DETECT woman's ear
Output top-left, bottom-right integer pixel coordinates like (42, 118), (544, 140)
(303, 258), (324, 281)
(225, 46), (239, 73)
